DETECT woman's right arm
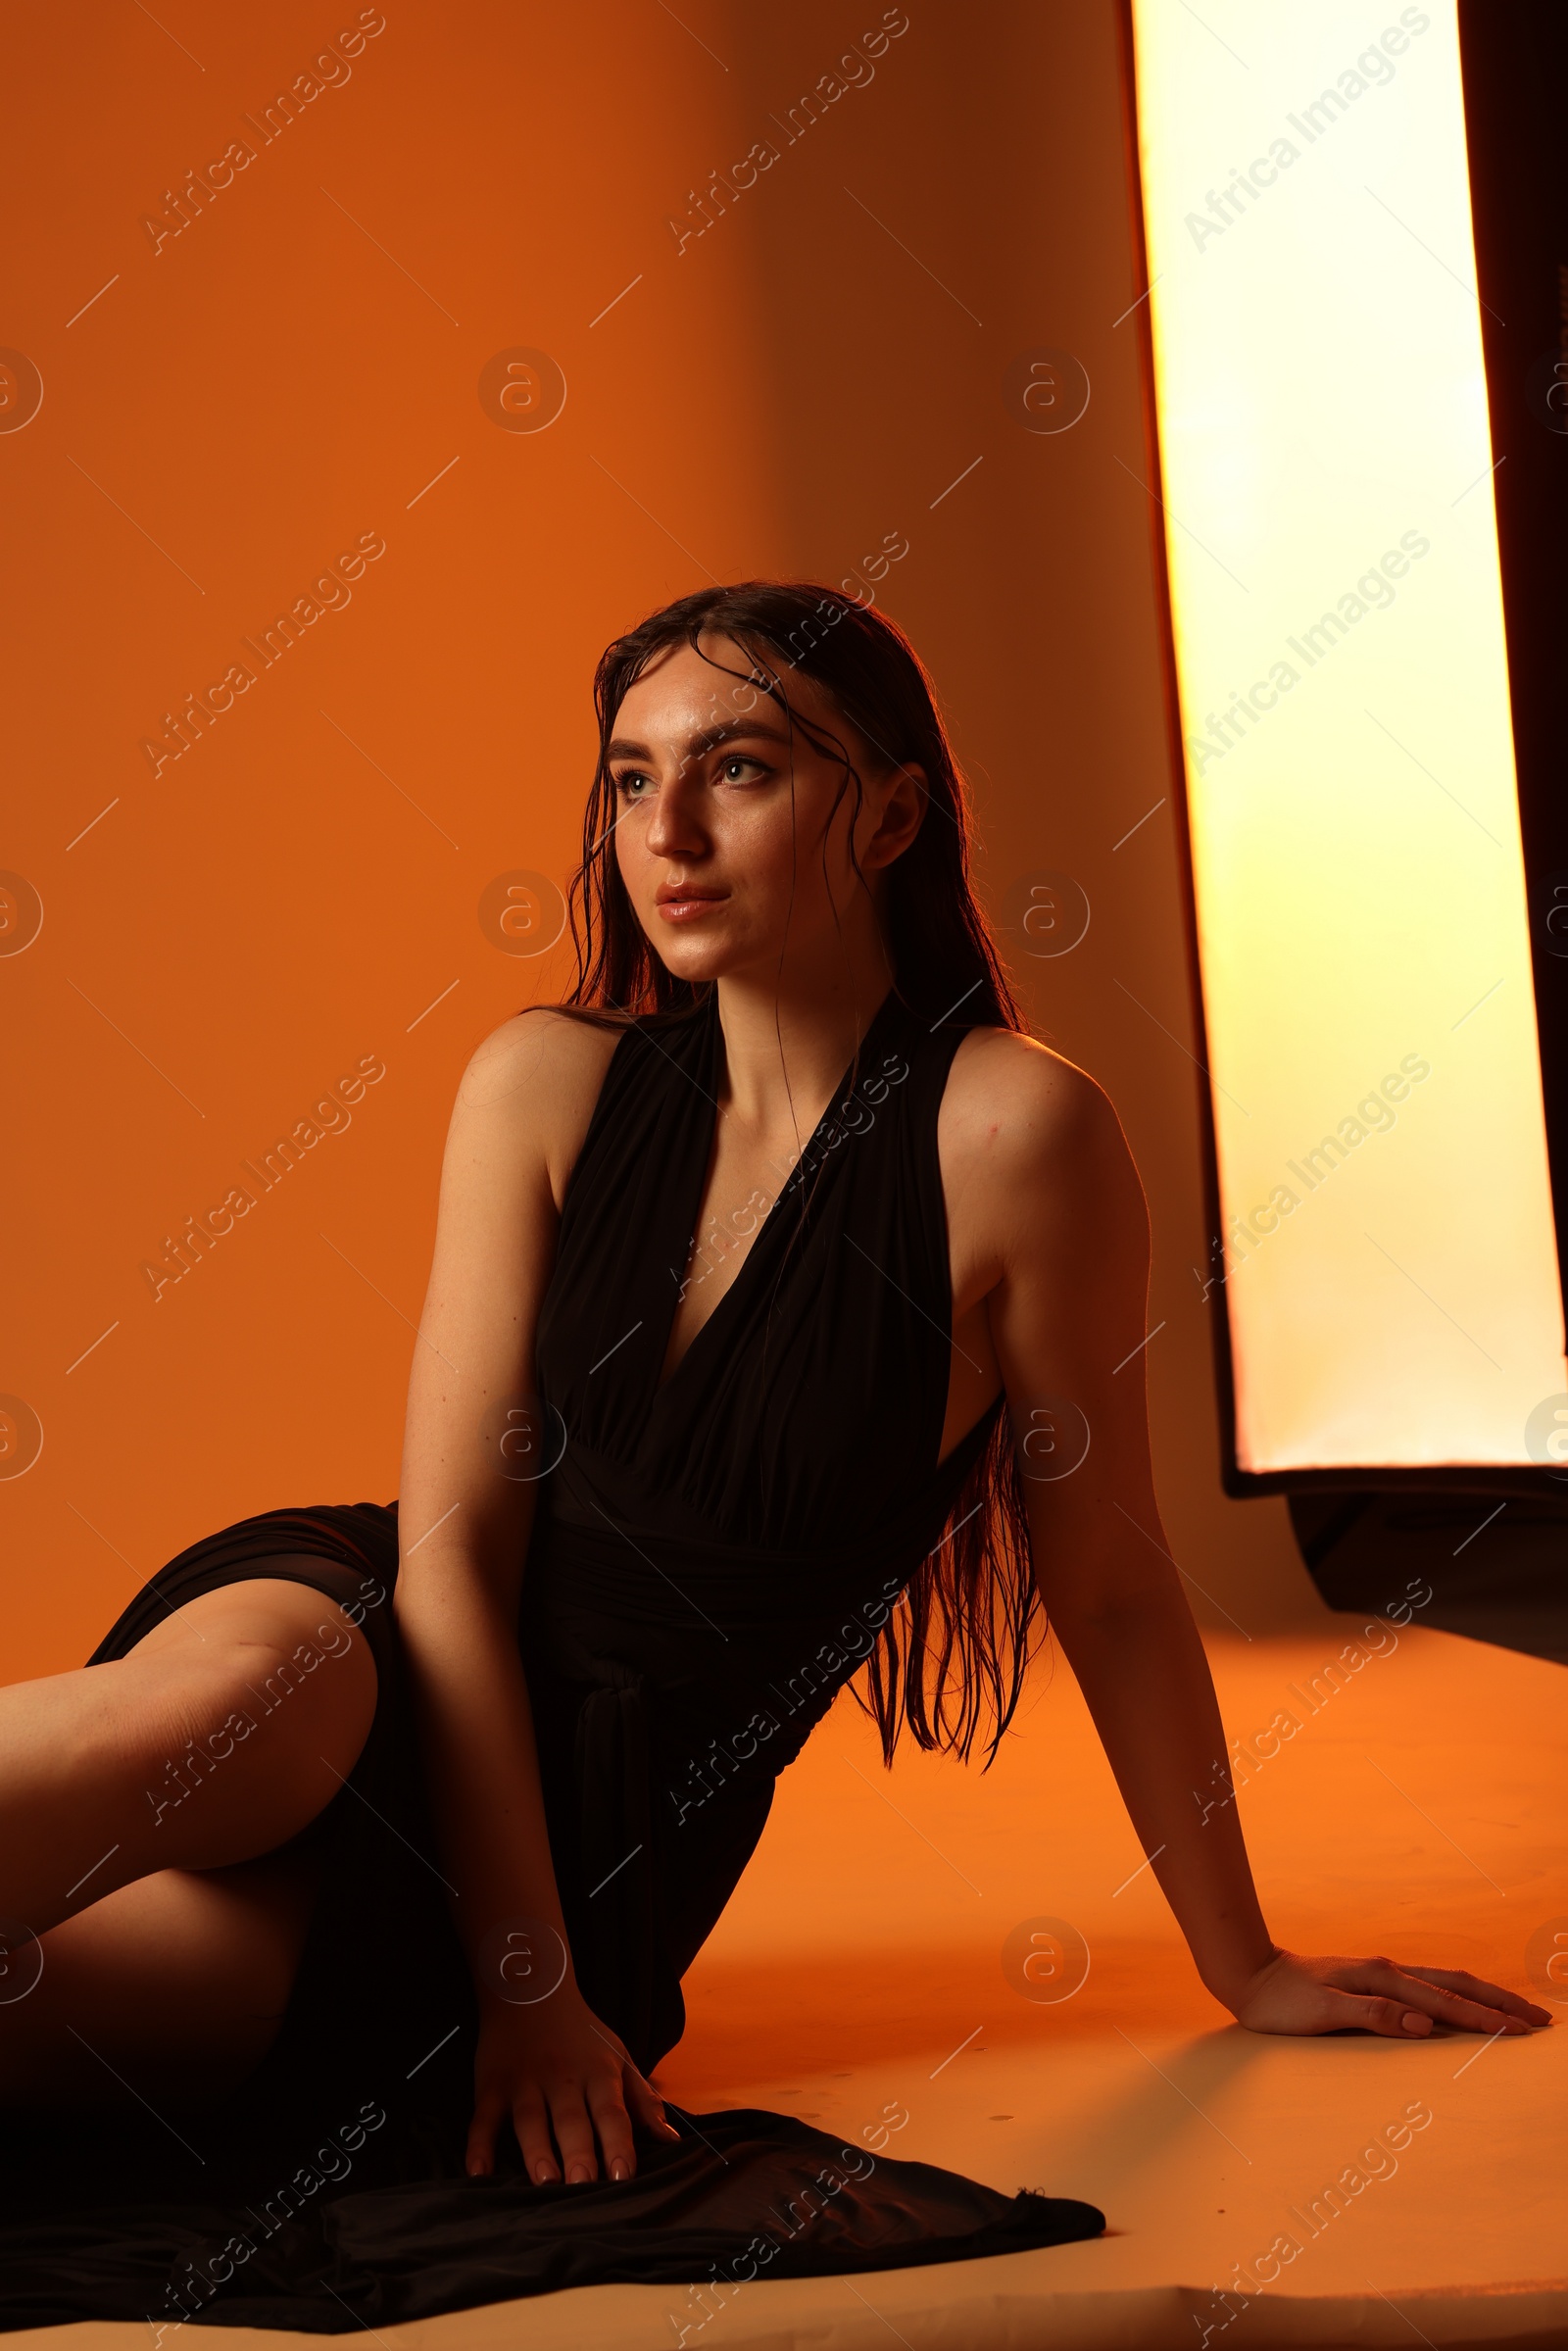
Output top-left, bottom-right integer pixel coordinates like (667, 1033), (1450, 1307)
(393, 1009), (680, 2182)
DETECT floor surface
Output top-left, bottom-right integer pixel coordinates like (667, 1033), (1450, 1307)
(19, 1608), (1567, 2350)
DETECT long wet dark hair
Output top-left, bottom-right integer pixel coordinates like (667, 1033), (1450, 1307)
(558, 579), (1046, 1770)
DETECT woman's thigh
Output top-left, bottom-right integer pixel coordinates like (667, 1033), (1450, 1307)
(0, 1843), (325, 2108)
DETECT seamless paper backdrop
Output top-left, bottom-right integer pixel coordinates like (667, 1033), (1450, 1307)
(3, 0), (1322, 1678)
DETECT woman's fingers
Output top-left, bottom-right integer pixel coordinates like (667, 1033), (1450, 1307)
(1363, 1965), (1542, 2040)
(512, 2086), (562, 2184)
(1329, 1990), (1437, 2038)
(623, 2060), (682, 2139)
(577, 2014), (682, 2152)
(536, 2061), (679, 2184)
(1357, 1963), (1535, 2035)
(1398, 1966), (1552, 2028)
(465, 2086), (505, 2179)
(585, 2072), (638, 2181)
(467, 2009), (686, 2190)
(543, 2080), (601, 2184)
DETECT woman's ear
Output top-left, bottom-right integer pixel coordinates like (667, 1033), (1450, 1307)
(864, 761), (928, 869)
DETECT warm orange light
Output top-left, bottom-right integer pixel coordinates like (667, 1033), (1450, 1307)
(1127, 0), (1564, 1470)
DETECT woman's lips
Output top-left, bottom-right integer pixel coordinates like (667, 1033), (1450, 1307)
(656, 893), (728, 921)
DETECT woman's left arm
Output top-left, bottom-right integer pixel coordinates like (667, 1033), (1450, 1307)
(974, 1037), (1549, 2040)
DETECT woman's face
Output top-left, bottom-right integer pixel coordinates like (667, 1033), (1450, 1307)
(607, 632), (924, 987)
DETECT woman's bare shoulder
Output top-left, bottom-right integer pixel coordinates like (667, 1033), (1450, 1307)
(942, 1023), (1122, 1166)
(452, 1006), (626, 1211)
(939, 1023), (1142, 1277)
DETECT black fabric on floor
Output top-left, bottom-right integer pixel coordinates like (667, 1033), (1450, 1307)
(0, 2093), (1103, 2331)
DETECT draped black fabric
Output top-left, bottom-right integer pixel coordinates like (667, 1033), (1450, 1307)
(0, 987), (1103, 2328)
(0, 2100), (1101, 2333)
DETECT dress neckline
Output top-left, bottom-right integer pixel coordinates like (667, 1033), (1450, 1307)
(651, 987), (906, 1399)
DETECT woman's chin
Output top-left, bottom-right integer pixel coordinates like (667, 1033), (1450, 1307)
(645, 931), (741, 985)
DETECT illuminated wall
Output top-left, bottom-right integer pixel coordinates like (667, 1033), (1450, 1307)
(1127, 0), (1564, 1471)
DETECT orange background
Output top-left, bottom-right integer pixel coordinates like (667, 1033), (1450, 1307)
(4, 0), (1319, 1677)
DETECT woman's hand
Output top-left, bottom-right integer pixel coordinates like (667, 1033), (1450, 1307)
(465, 1983), (683, 2180)
(1230, 1946), (1553, 2038)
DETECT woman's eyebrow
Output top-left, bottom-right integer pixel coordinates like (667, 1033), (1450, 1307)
(606, 718), (794, 762)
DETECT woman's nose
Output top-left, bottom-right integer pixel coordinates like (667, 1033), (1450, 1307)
(644, 773), (706, 857)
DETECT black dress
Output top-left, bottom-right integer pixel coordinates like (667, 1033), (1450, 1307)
(1, 987), (1103, 2331)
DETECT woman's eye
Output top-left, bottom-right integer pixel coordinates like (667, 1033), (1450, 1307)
(613, 771), (652, 798)
(719, 756), (766, 784)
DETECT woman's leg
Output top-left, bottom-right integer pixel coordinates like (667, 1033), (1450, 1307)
(0, 1574), (378, 2107)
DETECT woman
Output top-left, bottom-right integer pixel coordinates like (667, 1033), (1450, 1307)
(1, 581), (1546, 2204)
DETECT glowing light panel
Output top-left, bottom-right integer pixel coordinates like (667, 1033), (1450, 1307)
(1126, 0), (1563, 1470)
